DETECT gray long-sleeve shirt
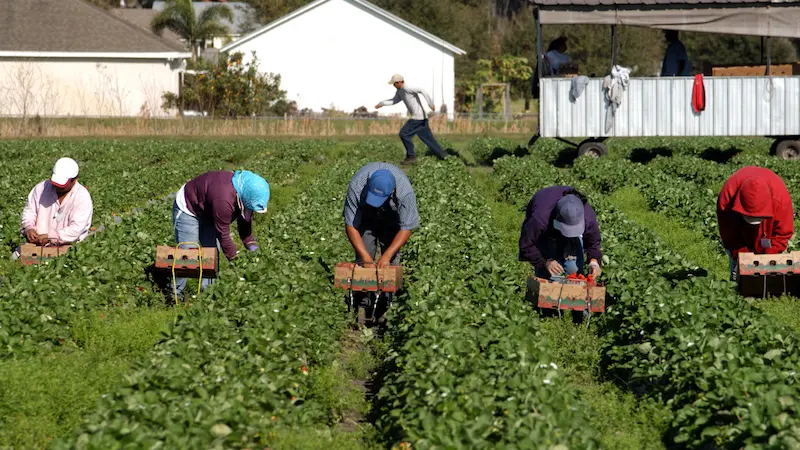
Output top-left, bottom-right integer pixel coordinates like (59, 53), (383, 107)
(378, 86), (434, 120)
(343, 162), (419, 231)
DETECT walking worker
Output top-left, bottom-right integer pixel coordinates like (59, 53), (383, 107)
(717, 166), (794, 281)
(343, 162), (418, 322)
(375, 74), (448, 164)
(519, 186), (602, 279)
(19, 157), (93, 248)
(171, 169), (269, 299)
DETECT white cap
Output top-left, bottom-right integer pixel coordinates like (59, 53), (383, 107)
(388, 74), (404, 84)
(51, 157), (79, 187)
(742, 215), (763, 225)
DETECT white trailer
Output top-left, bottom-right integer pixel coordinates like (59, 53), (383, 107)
(528, 0), (800, 160)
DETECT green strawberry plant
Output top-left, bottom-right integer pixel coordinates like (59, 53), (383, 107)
(493, 151), (800, 448)
(374, 158), (601, 449)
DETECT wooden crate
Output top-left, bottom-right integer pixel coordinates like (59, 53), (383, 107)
(154, 246), (219, 278)
(525, 276), (605, 313)
(334, 262), (403, 292)
(738, 251), (800, 297)
(709, 63), (799, 77)
(738, 251), (800, 276)
(19, 243), (71, 265)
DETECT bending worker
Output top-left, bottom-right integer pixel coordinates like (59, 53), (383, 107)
(717, 166), (794, 281)
(171, 169), (270, 300)
(19, 157), (93, 251)
(519, 186), (602, 278)
(343, 162), (418, 323)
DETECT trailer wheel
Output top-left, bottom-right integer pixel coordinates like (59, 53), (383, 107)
(578, 141), (608, 158)
(775, 140), (800, 160)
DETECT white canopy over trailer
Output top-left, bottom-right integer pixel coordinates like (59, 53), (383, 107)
(529, 0), (800, 159)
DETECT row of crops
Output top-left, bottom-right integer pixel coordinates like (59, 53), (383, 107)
(59, 159), (373, 448)
(3, 137), (800, 449)
(0, 140), (342, 356)
(492, 144), (800, 447)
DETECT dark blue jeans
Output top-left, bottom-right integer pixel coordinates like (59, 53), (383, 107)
(172, 201), (218, 298)
(399, 119), (447, 159)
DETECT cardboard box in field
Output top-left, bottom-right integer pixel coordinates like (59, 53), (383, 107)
(334, 263), (403, 292)
(737, 251), (800, 297)
(738, 251), (800, 276)
(525, 276), (606, 313)
(19, 243), (72, 265)
(154, 246), (219, 278)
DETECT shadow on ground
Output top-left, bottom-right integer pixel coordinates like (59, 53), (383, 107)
(699, 147), (741, 163)
(628, 147), (673, 164)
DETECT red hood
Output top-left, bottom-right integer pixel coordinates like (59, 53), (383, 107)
(730, 176), (773, 218)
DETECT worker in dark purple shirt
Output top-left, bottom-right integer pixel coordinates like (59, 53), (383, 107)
(171, 169), (270, 300)
(519, 186), (603, 279)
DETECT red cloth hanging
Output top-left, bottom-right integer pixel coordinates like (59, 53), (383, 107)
(692, 74), (706, 113)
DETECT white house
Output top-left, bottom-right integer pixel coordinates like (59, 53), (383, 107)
(0, 0), (190, 118)
(221, 0), (466, 120)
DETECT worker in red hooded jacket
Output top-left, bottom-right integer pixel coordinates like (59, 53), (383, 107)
(717, 166), (794, 281)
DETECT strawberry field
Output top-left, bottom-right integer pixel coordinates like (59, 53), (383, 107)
(2, 136), (800, 449)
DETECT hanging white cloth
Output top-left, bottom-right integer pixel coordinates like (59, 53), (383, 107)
(570, 76), (590, 101)
(603, 65), (631, 134)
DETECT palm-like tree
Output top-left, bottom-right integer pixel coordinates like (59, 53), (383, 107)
(151, 0), (234, 63)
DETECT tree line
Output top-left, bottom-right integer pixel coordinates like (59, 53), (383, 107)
(100, 0), (799, 113)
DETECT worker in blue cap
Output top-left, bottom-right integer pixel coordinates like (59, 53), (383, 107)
(519, 186), (603, 279)
(343, 162), (419, 324)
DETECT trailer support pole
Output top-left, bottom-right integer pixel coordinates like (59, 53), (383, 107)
(611, 25), (618, 68)
(766, 36), (772, 76)
(535, 8), (542, 80)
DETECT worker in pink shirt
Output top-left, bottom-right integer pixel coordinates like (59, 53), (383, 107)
(19, 157), (94, 247)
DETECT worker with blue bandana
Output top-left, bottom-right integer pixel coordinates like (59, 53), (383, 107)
(343, 162), (418, 323)
(171, 169), (270, 300)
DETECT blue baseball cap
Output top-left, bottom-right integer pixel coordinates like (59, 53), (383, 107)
(366, 169), (396, 207)
(553, 194), (585, 238)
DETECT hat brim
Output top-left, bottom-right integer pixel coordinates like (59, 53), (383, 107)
(554, 220), (584, 238)
(743, 215), (763, 225)
(366, 191), (389, 208)
(50, 176), (71, 188)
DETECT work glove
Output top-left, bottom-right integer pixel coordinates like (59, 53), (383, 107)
(563, 259), (579, 275)
(246, 243), (259, 252)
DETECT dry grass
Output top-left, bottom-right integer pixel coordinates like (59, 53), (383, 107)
(0, 116), (536, 138)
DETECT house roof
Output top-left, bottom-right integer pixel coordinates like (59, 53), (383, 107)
(530, 0), (800, 39)
(0, 0), (189, 57)
(152, 1), (254, 35)
(111, 8), (185, 48)
(222, 0), (466, 55)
